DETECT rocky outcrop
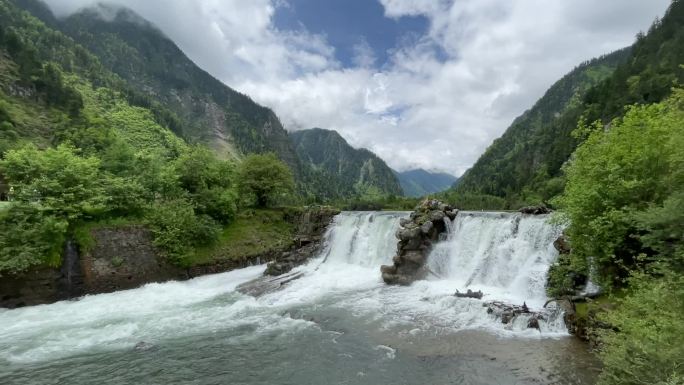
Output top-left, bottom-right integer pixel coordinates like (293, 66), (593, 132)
(553, 232), (571, 255)
(264, 207), (339, 276)
(519, 205), (552, 215)
(381, 199), (457, 285)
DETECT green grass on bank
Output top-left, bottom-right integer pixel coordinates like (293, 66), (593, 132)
(0, 201), (10, 212)
(191, 209), (295, 266)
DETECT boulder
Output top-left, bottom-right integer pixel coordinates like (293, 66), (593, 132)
(429, 210), (445, 222)
(420, 221), (433, 234)
(519, 205), (551, 215)
(380, 265), (397, 274)
(445, 209), (459, 220)
(527, 316), (540, 330)
(553, 234), (571, 255)
(402, 251), (425, 264)
(396, 227), (421, 241)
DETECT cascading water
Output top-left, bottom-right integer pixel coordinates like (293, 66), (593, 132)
(428, 211), (562, 307)
(0, 211), (597, 385)
(423, 211), (565, 332)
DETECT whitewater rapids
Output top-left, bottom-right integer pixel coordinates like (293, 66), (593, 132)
(0, 211), (598, 385)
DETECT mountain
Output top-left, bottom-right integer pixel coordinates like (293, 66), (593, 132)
(451, 1), (684, 209)
(450, 48), (630, 208)
(290, 128), (403, 199)
(394, 169), (458, 197)
(12, 0), (301, 172)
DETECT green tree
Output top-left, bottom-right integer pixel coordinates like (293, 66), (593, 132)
(237, 153), (294, 207)
(0, 144), (107, 220)
(553, 91), (683, 287)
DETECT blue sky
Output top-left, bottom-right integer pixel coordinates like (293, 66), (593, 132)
(46, 0), (672, 175)
(274, 0), (429, 68)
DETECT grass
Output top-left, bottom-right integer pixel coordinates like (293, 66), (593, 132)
(0, 201), (11, 212)
(191, 209), (295, 265)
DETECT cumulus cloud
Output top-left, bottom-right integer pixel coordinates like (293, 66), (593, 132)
(44, 0), (669, 175)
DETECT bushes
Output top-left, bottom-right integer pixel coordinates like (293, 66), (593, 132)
(145, 199), (220, 266)
(237, 153), (294, 207)
(596, 272), (684, 385)
(0, 204), (67, 275)
(554, 90), (684, 287)
(554, 90), (684, 384)
(0, 140), (239, 274)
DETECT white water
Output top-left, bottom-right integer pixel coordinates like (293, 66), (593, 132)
(427, 211), (563, 308)
(0, 211), (568, 370)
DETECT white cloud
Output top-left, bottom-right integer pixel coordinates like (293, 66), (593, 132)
(44, 0), (670, 175)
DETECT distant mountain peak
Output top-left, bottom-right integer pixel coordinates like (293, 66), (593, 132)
(394, 169), (458, 197)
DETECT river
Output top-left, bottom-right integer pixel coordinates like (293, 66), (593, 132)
(0, 211), (599, 384)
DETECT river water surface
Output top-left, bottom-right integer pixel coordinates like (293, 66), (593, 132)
(0, 212), (599, 384)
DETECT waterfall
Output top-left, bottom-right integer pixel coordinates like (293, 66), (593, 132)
(427, 211), (562, 308)
(317, 211), (402, 267)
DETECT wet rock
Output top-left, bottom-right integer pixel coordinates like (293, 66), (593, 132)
(420, 221), (433, 234)
(501, 311), (514, 324)
(519, 205), (551, 215)
(381, 265), (397, 274)
(527, 316), (540, 330)
(429, 210), (445, 222)
(402, 251), (425, 264)
(553, 234), (571, 255)
(396, 227), (421, 241)
(381, 199), (456, 285)
(445, 209), (459, 220)
(454, 289), (484, 299)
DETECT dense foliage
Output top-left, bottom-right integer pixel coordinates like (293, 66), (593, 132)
(237, 153), (295, 208)
(552, 89), (684, 384)
(0, 0), (281, 273)
(552, 90), (684, 291)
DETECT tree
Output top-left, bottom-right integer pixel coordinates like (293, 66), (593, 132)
(0, 144), (107, 220)
(237, 153), (294, 207)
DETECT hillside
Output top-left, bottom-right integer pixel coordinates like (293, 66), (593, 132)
(290, 128), (403, 199)
(394, 169), (458, 197)
(13, 0), (301, 170)
(452, 1), (684, 210)
(448, 48), (630, 208)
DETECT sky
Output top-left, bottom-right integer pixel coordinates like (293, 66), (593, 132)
(44, 0), (670, 176)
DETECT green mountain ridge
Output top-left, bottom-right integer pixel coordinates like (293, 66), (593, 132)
(394, 168), (458, 197)
(290, 128), (403, 199)
(450, 0), (684, 209)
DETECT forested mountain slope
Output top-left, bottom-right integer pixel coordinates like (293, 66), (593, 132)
(13, 0), (300, 170)
(451, 0), (684, 209)
(450, 48), (630, 207)
(290, 128), (403, 199)
(394, 169), (458, 197)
